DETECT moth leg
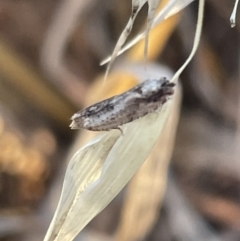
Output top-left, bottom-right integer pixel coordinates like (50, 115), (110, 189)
(113, 127), (124, 135)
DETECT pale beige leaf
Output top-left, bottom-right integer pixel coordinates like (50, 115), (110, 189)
(44, 98), (173, 241)
(115, 85), (181, 241)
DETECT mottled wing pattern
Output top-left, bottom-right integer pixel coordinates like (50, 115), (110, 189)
(82, 96), (116, 117)
(70, 78), (175, 132)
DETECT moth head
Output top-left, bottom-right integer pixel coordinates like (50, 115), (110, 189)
(69, 112), (84, 129)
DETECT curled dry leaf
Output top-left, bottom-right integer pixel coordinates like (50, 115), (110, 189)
(44, 98), (174, 241)
(101, 0), (195, 66)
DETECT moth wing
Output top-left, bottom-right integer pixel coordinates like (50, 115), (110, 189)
(82, 95), (117, 115)
(123, 91), (143, 103)
(121, 92), (148, 109)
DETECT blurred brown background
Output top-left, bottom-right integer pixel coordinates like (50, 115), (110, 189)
(0, 0), (240, 241)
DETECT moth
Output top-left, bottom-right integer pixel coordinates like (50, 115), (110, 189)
(70, 77), (175, 133)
